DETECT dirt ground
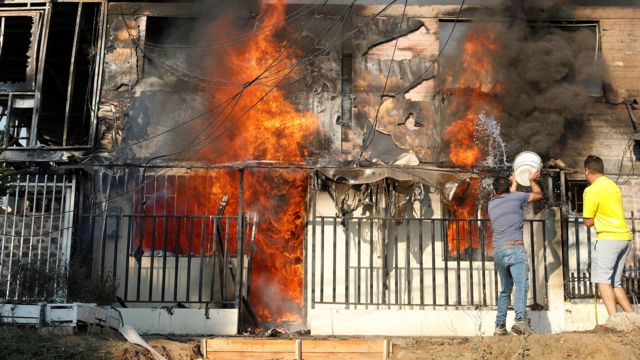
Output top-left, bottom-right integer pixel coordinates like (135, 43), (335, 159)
(3, 325), (640, 359)
(391, 327), (640, 360)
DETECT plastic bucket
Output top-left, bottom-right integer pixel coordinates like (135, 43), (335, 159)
(513, 151), (542, 186)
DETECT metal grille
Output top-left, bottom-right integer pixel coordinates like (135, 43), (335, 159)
(309, 216), (549, 309)
(564, 216), (638, 300)
(0, 174), (76, 301)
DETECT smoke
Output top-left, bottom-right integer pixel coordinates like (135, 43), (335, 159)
(448, 1), (603, 159)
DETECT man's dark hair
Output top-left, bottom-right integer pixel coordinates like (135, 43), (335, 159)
(584, 155), (604, 174)
(492, 176), (511, 195)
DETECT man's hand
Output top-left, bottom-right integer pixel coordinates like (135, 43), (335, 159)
(528, 169), (541, 181)
(527, 170), (543, 203)
(583, 218), (594, 228)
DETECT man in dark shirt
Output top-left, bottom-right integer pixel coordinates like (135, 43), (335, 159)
(489, 171), (542, 335)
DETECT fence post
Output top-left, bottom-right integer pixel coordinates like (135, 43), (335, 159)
(236, 168), (245, 334)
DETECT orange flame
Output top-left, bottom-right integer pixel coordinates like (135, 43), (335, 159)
(444, 24), (501, 253)
(198, 1), (317, 326)
(444, 24), (502, 168)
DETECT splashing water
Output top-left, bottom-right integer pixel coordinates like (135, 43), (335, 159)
(475, 112), (508, 169)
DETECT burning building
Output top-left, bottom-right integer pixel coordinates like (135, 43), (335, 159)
(0, 0), (639, 336)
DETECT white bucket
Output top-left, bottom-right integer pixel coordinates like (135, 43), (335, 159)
(513, 151), (542, 186)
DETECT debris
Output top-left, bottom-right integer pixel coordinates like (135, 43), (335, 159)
(119, 325), (167, 360)
(265, 327), (288, 337)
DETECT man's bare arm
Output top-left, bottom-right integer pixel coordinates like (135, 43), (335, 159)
(528, 170), (543, 203)
(583, 218), (594, 228)
(509, 175), (517, 193)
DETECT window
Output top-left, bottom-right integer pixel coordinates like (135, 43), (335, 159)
(0, 16), (34, 85)
(566, 180), (588, 214)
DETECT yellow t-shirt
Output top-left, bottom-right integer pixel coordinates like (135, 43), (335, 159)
(582, 176), (631, 240)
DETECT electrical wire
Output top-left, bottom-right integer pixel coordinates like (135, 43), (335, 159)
(59, 0), (361, 217)
(143, 0), (326, 51)
(359, 0), (408, 162)
(357, 0), (466, 160)
(51, 0), (398, 221)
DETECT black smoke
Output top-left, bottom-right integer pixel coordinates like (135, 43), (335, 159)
(450, 1), (604, 159)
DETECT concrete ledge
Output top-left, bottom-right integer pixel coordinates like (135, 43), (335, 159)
(310, 302), (608, 336)
(118, 307), (238, 335)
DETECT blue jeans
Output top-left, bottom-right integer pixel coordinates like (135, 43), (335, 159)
(494, 245), (529, 326)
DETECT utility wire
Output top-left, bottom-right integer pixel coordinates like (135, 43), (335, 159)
(359, 0), (408, 162)
(358, 0), (466, 160)
(58, 0), (398, 220)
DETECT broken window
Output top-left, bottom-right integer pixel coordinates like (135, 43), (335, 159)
(142, 16), (208, 89)
(0, 13), (39, 91)
(130, 170), (239, 257)
(37, 3), (102, 147)
(0, 94), (35, 147)
(439, 21), (600, 95)
(0, 16), (33, 84)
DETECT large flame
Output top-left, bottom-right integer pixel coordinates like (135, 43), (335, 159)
(444, 24), (501, 254)
(200, 1), (317, 326)
(135, 1), (316, 326)
(444, 24), (502, 168)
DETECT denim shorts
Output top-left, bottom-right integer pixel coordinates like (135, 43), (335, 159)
(591, 240), (632, 287)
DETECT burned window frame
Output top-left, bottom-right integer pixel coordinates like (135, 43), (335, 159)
(0, 11), (41, 91)
(0, 3), (106, 151)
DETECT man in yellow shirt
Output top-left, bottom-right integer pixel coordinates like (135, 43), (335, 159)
(582, 155), (633, 316)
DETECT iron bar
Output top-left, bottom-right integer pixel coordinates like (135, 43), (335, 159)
(209, 217), (217, 303)
(405, 219), (411, 306)
(332, 217), (337, 303)
(113, 215), (120, 296)
(530, 222), (537, 304)
(542, 220), (548, 303)
(368, 219), (373, 305)
(394, 223), (399, 305)
(456, 219), (461, 306)
(480, 220), (487, 306)
(419, 219), (424, 307)
(345, 217), (350, 306)
(431, 220), (436, 307)
(198, 218), (205, 302)
(135, 216), (144, 301)
(311, 184), (317, 308)
(27, 175), (39, 266)
(161, 215), (169, 302)
(574, 218), (581, 295)
(443, 220), (449, 306)
(357, 218), (362, 305)
(124, 216), (132, 301)
(223, 217), (230, 302)
(235, 169), (245, 331)
(320, 217), (325, 303)
(468, 219), (473, 305)
(174, 217), (181, 302)
(100, 214), (108, 277)
(148, 218), (157, 302)
(186, 217), (193, 302)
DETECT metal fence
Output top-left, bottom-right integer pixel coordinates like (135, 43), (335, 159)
(309, 216), (549, 309)
(564, 216), (639, 300)
(0, 174), (76, 301)
(76, 213), (256, 308)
